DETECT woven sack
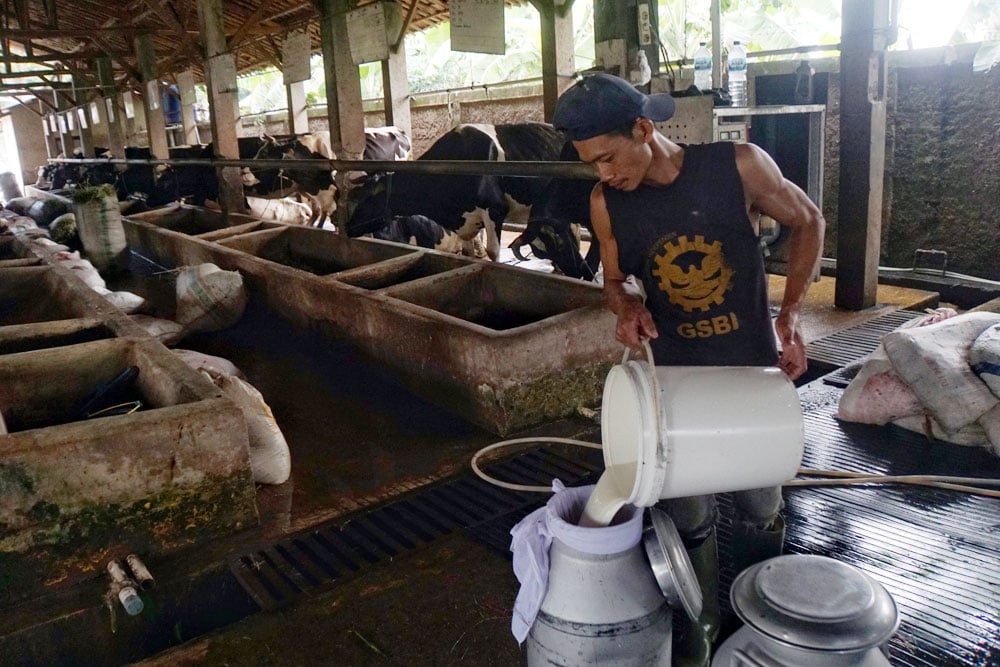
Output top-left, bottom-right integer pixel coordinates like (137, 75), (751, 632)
(74, 194), (127, 272)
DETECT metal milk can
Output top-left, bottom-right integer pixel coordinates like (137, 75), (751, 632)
(522, 499), (702, 666)
(712, 554), (900, 667)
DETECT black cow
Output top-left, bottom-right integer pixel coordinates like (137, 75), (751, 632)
(373, 215), (468, 254)
(508, 141), (600, 280)
(347, 122), (565, 261)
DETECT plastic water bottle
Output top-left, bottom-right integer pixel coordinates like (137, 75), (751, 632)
(728, 40), (748, 107)
(693, 42), (712, 92)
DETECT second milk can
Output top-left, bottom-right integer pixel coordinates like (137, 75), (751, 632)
(512, 483), (701, 666)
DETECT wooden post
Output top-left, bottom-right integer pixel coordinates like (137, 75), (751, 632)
(176, 69), (200, 145)
(197, 0), (246, 213)
(134, 32), (169, 159)
(315, 0), (365, 159)
(532, 0), (575, 122)
(382, 10), (411, 137)
(835, 0), (891, 310)
(286, 80), (309, 135)
(95, 55), (126, 154)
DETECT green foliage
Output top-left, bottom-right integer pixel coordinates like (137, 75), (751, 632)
(69, 183), (117, 204)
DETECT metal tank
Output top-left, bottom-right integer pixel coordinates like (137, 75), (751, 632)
(526, 506), (701, 666)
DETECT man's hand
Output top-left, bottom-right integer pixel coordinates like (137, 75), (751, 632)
(774, 310), (807, 380)
(615, 296), (659, 350)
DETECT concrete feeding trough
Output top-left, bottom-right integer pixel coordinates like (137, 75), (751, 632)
(124, 205), (622, 435)
(0, 244), (258, 606)
(0, 337), (257, 603)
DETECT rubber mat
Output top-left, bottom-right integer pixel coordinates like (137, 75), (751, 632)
(805, 309), (926, 371)
(228, 447), (602, 611)
(731, 382), (999, 667)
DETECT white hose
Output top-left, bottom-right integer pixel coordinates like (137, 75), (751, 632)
(469, 343), (1000, 499)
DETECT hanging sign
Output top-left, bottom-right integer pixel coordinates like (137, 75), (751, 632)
(450, 0), (505, 56)
(146, 80), (160, 110)
(282, 30), (312, 84)
(208, 53), (238, 94)
(347, 3), (390, 64)
(90, 101), (100, 125)
(105, 97), (116, 123)
(77, 107), (88, 129)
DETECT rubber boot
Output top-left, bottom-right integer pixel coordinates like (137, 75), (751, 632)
(671, 530), (721, 667)
(730, 515), (786, 579)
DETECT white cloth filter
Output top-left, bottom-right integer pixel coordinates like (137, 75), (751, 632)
(509, 479), (643, 643)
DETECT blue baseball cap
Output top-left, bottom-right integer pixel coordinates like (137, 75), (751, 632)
(553, 73), (676, 141)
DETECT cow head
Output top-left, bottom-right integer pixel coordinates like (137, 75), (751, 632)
(510, 217), (595, 280)
(345, 172), (391, 236)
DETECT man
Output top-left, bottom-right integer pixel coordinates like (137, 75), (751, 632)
(552, 73), (825, 666)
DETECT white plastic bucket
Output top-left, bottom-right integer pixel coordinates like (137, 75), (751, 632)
(600, 362), (804, 506)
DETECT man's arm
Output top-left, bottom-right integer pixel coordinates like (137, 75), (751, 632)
(735, 143), (826, 380)
(591, 183), (659, 349)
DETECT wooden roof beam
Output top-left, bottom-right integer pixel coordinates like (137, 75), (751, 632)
(228, 0), (279, 51)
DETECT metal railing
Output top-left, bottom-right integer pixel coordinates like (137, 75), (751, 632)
(48, 156), (599, 180)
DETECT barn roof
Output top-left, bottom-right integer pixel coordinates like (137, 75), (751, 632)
(0, 0), (488, 104)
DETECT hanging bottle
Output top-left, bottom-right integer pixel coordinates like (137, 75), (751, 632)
(693, 42), (712, 92)
(728, 40), (748, 107)
(794, 60), (815, 104)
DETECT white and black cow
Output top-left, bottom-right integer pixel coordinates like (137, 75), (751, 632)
(373, 215), (473, 254)
(347, 122), (565, 261)
(244, 127), (410, 228)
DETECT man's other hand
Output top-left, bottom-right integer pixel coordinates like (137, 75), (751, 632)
(775, 311), (807, 380)
(616, 297), (659, 350)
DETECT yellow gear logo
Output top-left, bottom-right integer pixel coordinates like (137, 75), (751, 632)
(652, 235), (733, 312)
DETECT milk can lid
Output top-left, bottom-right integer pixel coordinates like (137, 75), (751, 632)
(642, 507), (703, 623)
(730, 554), (900, 652)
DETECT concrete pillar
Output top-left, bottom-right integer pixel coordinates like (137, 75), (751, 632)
(316, 0), (365, 159)
(176, 69), (200, 145)
(593, 0), (658, 81)
(835, 0), (891, 310)
(382, 41), (411, 136)
(532, 0), (575, 121)
(197, 0), (246, 213)
(92, 57), (125, 155)
(134, 33), (169, 159)
(71, 74), (95, 155)
(286, 80), (309, 135)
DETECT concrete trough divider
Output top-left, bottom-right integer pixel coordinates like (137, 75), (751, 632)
(0, 336), (258, 604)
(123, 205), (621, 435)
(0, 266), (104, 326)
(0, 317), (113, 355)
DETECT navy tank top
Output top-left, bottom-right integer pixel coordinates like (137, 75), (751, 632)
(604, 142), (778, 367)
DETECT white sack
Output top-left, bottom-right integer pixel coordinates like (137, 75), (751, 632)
(836, 345), (923, 424)
(970, 323), (1000, 396)
(102, 290), (147, 314)
(882, 312), (1000, 433)
(173, 349), (245, 380)
(216, 375), (290, 485)
(130, 314), (185, 345)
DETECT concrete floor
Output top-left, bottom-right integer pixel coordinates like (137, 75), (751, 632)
(122, 270), (940, 667)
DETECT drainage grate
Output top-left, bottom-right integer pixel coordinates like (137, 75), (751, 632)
(228, 447), (602, 611)
(805, 309), (925, 371)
